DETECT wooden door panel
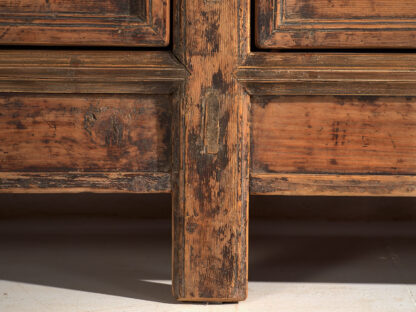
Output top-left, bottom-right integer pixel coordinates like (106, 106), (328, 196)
(0, 0), (169, 46)
(256, 0), (416, 49)
(251, 95), (416, 175)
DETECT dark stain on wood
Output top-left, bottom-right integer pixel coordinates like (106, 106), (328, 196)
(212, 70), (225, 90)
(297, 1), (316, 18)
(7, 120), (27, 130)
(100, 114), (125, 148)
(83, 110), (97, 135)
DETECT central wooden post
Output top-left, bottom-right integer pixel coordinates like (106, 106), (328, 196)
(171, 0), (250, 302)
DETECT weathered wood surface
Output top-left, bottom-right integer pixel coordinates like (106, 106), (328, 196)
(237, 53), (416, 96)
(251, 96), (416, 175)
(0, 0), (169, 46)
(243, 53), (416, 200)
(0, 94), (171, 172)
(0, 172), (171, 193)
(1, 0), (416, 303)
(0, 50), (185, 94)
(256, 0), (416, 49)
(0, 0), (139, 13)
(171, 0), (250, 302)
(0, 50), (185, 193)
(251, 173), (416, 196)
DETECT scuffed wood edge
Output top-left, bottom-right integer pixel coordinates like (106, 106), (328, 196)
(0, 172), (171, 193)
(250, 173), (416, 197)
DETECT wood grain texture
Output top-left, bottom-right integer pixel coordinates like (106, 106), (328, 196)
(171, 0), (250, 302)
(0, 50), (185, 193)
(2, 0), (416, 303)
(0, 172), (171, 193)
(256, 0), (416, 49)
(238, 52), (416, 198)
(0, 94), (171, 172)
(284, 0), (416, 19)
(250, 173), (416, 196)
(251, 96), (416, 175)
(0, 0), (169, 46)
(0, 0), (136, 13)
(0, 50), (185, 94)
(237, 53), (416, 96)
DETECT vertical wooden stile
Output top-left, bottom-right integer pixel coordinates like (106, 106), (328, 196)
(171, 0), (250, 302)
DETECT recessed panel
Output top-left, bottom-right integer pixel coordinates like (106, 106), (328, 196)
(0, 0), (132, 14)
(252, 96), (416, 174)
(0, 0), (169, 46)
(0, 94), (171, 172)
(256, 0), (416, 49)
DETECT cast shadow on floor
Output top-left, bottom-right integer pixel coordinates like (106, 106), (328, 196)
(0, 218), (177, 304)
(0, 194), (416, 303)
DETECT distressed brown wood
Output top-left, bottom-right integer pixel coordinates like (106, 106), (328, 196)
(0, 94), (171, 172)
(0, 50), (185, 193)
(240, 52), (416, 202)
(0, 172), (171, 193)
(250, 174), (416, 196)
(1, 0), (416, 303)
(256, 0), (416, 49)
(251, 96), (416, 175)
(0, 0), (169, 46)
(171, 0), (250, 302)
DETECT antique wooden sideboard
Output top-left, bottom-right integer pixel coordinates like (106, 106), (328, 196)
(0, 0), (415, 303)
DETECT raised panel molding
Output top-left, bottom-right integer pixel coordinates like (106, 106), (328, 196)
(256, 0), (416, 49)
(0, 0), (169, 46)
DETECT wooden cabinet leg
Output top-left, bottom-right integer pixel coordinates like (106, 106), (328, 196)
(171, 0), (250, 302)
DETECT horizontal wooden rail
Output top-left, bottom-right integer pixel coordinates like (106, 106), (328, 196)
(0, 172), (171, 193)
(250, 173), (416, 197)
(237, 53), (416, 96)
(0, 50), (186, 94)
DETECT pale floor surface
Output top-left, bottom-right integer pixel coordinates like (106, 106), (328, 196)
(0, 218), (415, 312)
